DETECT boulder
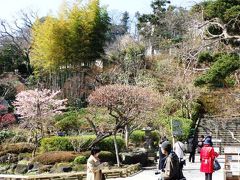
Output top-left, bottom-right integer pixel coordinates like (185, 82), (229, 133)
(10, 163), (17, 170)
(0, 155), (8, 163)
(0, 164), (10, 174)
(14, 164), (28, 174)
(51, 163), (73, 173)
(8, 153), (18, 163)
(38, 165), (53, 173)
(120, 148), (148, 166)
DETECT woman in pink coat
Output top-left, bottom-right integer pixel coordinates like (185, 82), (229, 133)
(200, 137), (218, 180)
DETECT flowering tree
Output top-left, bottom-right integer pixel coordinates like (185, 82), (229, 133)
(0, 113), (16, 127)
(14, 89), (67, 156)
(88, 84), (160, 166)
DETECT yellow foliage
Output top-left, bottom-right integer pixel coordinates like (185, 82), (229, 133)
(30, 0), (104, 72)
(200, 87), (240, 117)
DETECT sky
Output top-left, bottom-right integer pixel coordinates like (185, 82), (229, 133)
(0, 0), (203, 22)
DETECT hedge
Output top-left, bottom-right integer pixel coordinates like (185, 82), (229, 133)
(40, 135), (125, 153)
(129, 130), (160, 147)
(0, 130), (15, 143)
(0, 143), (35, 156)
(98, 136), (125, 153)
(74, 155), (87, 164)
(129, 130), (145, 145)
(33, 151), (78, 165)
(74, 151), (115, 165)
(99, 151), (116, 163)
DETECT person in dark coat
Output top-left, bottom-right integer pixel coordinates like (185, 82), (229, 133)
(160, 141), (183, 180)
(188, 135), (197, 163)
(200, 138), (218, 180)
(158, 136), (168, 171)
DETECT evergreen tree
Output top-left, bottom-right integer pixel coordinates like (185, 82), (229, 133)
(137, 0), (188, 53)
(120, 11), (130, 34)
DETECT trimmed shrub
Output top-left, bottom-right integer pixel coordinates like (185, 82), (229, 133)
(74, 156), (87, 164)
(40, 136), (125, 153)
(99, 151), (116, 163)
(0, 113), (17, 126)
(55, 110), (86, 134)
(129, 130), (145, 145)
(130, 130), (160, 148)
(33, 151), (78, 165)
(0, 143), (34, 156)
(40, 136), (75, 152)
(73, 151), (115, 165)
(98, 136), (125, 153)
(0, 130), (15, 143)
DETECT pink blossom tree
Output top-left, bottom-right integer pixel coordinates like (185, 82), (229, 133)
(88, 84), (160, 166)
(14, 89), (67, 156)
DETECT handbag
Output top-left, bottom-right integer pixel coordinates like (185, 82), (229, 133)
(180, 159), (186, 166)
(213, 159), (221, 171)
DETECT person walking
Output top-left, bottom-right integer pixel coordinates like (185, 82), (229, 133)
(188, 135), (196, 163)
(87, 147), (106, 180)
(160, 141), (182, 180)
(157, 136), (168, 172)
(173, 138), (185, 170)
(200, 138), (218, 180)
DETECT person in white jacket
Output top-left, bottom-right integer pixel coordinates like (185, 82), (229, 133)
(173, 138), (185, 170)
(87, 147), (107, 180)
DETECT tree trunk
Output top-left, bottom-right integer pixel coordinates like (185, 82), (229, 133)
(81, 133), (112, 151)
(32, 132), (38, 158)
(113, 132), (120, 167)
(125, 125), (130, 149)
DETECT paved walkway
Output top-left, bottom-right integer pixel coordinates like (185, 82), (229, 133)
(109, 155), (225, 180)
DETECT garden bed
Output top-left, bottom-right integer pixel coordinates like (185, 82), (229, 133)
(0, 163), (141, 180)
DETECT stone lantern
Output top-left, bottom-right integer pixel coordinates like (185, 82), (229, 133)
(142, 126), (154, 150)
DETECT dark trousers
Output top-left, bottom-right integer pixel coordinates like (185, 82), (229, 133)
(205, 173), (212, 180)
(179, 159), (184, 170)
(158, 149), (166, 170)
(189, 152), (195, 163)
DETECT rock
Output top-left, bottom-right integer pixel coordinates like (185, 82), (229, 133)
(10, 163), (17, 170)
(27, 168), (39, 175)
(120, 149), (148, 166)
(6, 168), (14, 174)
(17, 154), (24, 161)
(14, 164), (28, 174)
(62, 166), (72, 172)
(28, 163), (34, 170)
(8, 154), (18, 163)
(28, 162), (41, 171)
(38, 165), (52, 173)
(51, 163), (73, 173)
(0, 164), (10, 174)
(0, 155), (8, 163)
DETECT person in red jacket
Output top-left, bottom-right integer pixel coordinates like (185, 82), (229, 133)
(200, 137), (218, 180)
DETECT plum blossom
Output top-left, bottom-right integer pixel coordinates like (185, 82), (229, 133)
(14, 89), (67, 120)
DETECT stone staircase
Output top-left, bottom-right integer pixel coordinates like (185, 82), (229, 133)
(197, 117), (240, 152)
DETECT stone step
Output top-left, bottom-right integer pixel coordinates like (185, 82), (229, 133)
(197, 117), (240, 147)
